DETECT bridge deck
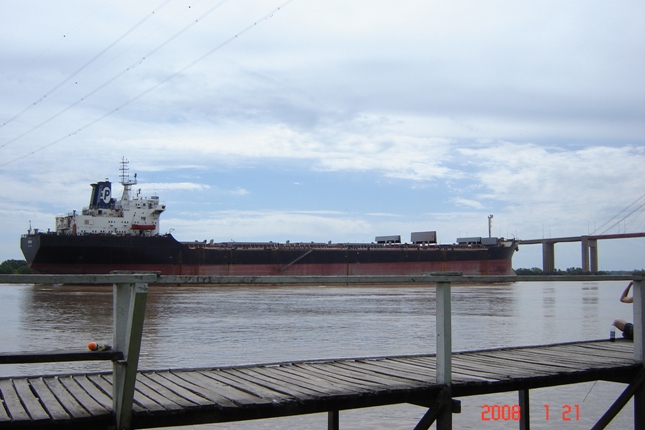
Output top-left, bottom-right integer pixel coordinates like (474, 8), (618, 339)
(0, 339), (638, 429)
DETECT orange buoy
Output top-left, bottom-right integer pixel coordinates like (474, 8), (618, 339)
(87, 342), (112, 351)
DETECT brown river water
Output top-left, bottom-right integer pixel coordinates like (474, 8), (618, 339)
(0, 281), (637, 429)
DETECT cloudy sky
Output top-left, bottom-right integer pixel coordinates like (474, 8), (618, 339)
(1, 0), (644, 270)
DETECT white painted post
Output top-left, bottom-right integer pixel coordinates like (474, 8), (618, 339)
(436, 281), (452, 430)
(632, 277), (644, 429)
(113, 283), (148, 430)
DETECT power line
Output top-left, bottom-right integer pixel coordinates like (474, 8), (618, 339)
(592, 193), (645, 235)
(0, 0), (173, 131)
(0, 0), (296, 168)
(0, 0), (232, 151)
(5, 0), (113, 84)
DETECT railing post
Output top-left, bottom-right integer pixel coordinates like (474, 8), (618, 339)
(328, 410), (339, 430)
(518, 389), (530, 429)
(633, 277), (644, 429)
(436, 281), (452, 430)
(113, 283), (148, 430)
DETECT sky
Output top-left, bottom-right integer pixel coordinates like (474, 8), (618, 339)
(1, 0), (644, 271)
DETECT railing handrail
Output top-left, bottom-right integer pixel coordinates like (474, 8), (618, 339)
(0, 272), (641, 285)
(0, 349), (123, 364)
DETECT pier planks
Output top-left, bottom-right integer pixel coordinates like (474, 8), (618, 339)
(0, 339), (638, 429)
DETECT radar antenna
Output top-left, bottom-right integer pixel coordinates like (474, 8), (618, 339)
(120, 157), (137, 186)
(119, 157), (137, 201)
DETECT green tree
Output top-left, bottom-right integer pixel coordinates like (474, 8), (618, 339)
(0, 260), (32, 274)
(515, 267), (543, 275)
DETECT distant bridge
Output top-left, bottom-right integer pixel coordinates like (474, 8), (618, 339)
(518, 232), (645, 273)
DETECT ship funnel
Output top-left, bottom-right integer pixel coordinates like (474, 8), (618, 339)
(89, 181), (113, 209)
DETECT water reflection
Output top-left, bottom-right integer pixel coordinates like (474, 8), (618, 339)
(581, 284), (600, 339)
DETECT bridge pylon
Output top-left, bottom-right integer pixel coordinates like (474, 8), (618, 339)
(581, 236), (599, 273)
(542, 241), (555, 273)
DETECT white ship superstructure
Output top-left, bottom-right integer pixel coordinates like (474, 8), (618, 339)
(54, 159), (165, 236)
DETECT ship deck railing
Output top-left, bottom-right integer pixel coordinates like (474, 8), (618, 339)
(0, 273), (643, 430)
(182, 241), (496, 251)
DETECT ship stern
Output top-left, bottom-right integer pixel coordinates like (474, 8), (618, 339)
(20, 234), (40, 266)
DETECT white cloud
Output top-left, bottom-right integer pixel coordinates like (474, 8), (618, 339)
(165, 210), (374, 243)
(1, 0), (644, 271)
(458, 143), (644, 206)
(140, 182), (211, 192)
(231, 187), (249, 196)
(452, 198), (484, 210)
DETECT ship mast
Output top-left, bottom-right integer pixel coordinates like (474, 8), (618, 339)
(119, 157), (137, 201)
(488, 214), (493, 238)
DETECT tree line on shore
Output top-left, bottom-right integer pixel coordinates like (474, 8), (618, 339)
(514, 267), (644, 275)
(0, 259), (32, 274)
(515, 267), (608, 275)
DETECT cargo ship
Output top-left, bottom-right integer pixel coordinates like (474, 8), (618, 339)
(21, 160), (517, 276)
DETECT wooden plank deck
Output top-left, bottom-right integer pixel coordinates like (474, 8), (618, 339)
(0, 339), (639, 429)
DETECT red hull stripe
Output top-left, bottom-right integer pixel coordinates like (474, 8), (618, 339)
(131, 224), (156, 230)
(31, 260), (514, 276)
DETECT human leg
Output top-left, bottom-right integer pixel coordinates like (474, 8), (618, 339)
(614, 318), (627, 331)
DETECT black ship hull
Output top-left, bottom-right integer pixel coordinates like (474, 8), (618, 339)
(21, 233), (516, 276)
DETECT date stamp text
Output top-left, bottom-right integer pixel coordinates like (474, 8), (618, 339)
(481, 404), (580, 421)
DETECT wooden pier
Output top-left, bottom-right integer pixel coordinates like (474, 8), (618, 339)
(0, 340), (641, 430)
(0, 273), (643, 430)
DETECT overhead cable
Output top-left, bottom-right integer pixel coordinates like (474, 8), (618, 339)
(0, 0), (296, 168)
